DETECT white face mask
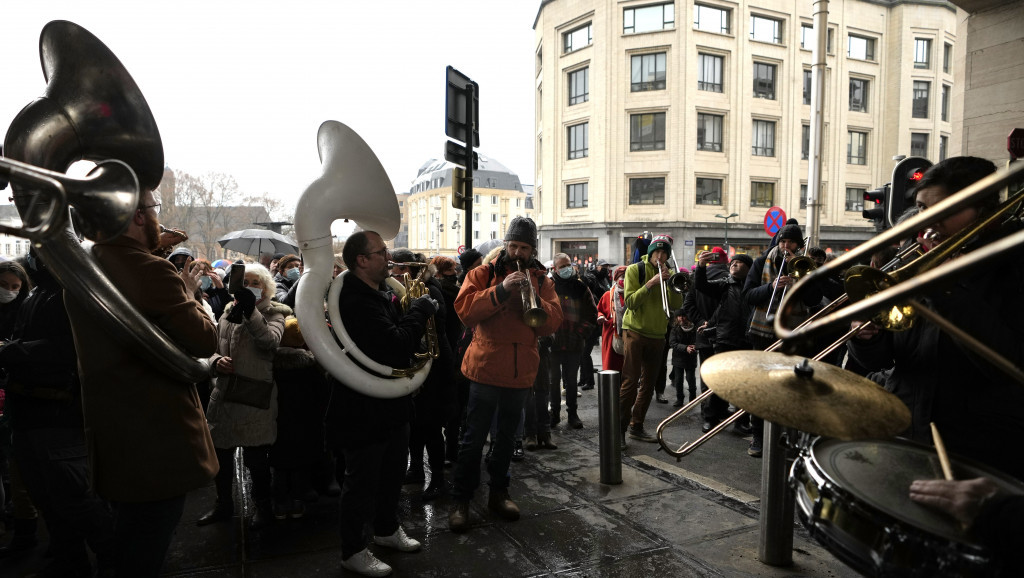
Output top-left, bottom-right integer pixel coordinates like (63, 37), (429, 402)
(557, 266), (575, 279)
(247, 286), (263, 301)
(199, 276), (212, 291)
(0, 288), (19, 304)
(286, 267), (300, 281)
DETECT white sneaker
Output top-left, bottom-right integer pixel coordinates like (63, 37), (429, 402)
(373, 526), (421, 552)
(340, 548), (392, 577)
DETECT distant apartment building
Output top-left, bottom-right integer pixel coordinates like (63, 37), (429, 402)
(533, 0), (960, 264)
(0, 205), (30, 260)
(401, 157), (536, 257)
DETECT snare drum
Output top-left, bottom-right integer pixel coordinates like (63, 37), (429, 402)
(791, 438), (1024, 577)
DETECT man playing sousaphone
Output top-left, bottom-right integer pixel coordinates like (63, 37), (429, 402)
(448, 216), (561, 533)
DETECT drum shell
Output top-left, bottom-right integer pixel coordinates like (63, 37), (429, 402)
(791, 438), (1023, 577)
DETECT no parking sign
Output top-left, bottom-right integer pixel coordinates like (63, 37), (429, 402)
(763, 206), (786, 237)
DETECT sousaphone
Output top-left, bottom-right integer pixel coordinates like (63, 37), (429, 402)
(294, 121), (430, 398)
(1, 20), (209, 382)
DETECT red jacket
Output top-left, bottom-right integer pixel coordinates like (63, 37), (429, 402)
(455, 259), (562, 388)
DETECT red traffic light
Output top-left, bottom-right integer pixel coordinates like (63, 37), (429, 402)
(909, 170), (924, 182)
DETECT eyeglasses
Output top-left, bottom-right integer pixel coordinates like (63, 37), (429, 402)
(141, 203), (161, 215)
(363, 248), (389, 259)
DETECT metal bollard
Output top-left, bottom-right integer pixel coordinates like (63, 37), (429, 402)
(597, 370), (622, 485)
(758, 420), (795, 566)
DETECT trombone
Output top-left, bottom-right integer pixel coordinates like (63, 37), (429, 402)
(655, 241), (920, 459)
(774, 163), (1024, 385)
(517, 261), (548, 328)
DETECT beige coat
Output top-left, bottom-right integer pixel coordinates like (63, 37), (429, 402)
(206, 301), (289, 448)
(65, 237), (219, 503)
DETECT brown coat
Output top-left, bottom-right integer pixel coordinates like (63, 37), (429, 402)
(65, 237), (219, 502)
(455, 258), (562, 389)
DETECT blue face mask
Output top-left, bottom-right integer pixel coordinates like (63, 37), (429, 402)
(247, 286), (263, 301)
(557, 266), (575, 279)
(286, 267), (300, 281)
(199, 276), (212, 291)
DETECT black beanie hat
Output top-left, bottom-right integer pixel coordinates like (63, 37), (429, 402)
(730, 254), (754, 268)
(504, 216), (538, 247)
(777, 223), (804, 247)
(458, 248), (483, 271)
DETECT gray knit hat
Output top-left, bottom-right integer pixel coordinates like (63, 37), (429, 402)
(777, 223), (805, 247)
(504, 216), (538, 247)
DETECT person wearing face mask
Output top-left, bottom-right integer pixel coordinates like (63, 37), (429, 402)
(0, 260), (32, 339)
(199, 264), (290, 530)
(193, 259), (232, 321)
(273, 254), (302, 306)
(548, 253), (597, 430)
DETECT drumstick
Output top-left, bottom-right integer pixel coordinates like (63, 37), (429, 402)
(930, 422), (954, 481)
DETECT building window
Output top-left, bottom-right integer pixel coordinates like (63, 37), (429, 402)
(694, 4), (730, 35)
(845, 188), (865, 212)
(847, 34), (875, 61)
(847, 131), (867, 165)
(943, 42), (952, 74)
(913, 81), (930, 119)
(474, 231), (480, 240)
(750, 15), (782, 44)
(800, 184), (808, 209)
(630, 112), (666, 151)
(473, 212), (479, 222)
(696, 177), (723, 205)
(698, 53), (723, 92)
(697, 113), (723, 152)
(914, 38), (931, 69)
(564, 23), (592, 53)
(567, 122), (589, 159)
(752, 119), (775, 157)
(624, 3), (675, 34)
(911, 133), (929, 158)
(631, 53), (667, 92)
(491, 195), (497, 204)
(751, 181), (775, 207)
(801, 24), (834, 52)
(629, 177), (666, 205)
(567, 182), (588, 208)
(941, 85), (950, 122)
(491, 214), (498, 222)
(802, 124), (810, 160)
(568, 67), (589, 105)
(939, 135), (948, 161)
(753, 62), (776, 100)
(849, 77), (869, 113)
(803, 69), (812, 105)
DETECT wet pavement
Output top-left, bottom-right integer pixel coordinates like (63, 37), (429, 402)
(2, 356), (863, 577)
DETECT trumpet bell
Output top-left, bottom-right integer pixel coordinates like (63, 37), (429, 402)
(524, 308), (549, 328)
(787, 255), (817, 279)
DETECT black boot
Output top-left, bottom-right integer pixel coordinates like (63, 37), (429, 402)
(251, 500), (274, 529)
(196, 501), (234, 526)
(567, 409), (583, 429)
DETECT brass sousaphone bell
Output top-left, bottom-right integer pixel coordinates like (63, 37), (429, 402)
(2, 20), (209, 382)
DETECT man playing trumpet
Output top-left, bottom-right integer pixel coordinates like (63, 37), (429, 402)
(448, 217), (561, 533)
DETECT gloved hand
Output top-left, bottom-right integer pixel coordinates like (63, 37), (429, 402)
(410, 295), (438, 316)
(235, 287), (257, 318)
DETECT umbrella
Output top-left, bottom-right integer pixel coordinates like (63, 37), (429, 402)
(473, 238), (504, 257)
(217, 229), (298, 257)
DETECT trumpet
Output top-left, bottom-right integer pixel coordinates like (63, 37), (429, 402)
(517, 261), (548, 328)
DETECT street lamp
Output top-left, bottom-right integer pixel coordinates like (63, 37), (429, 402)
(715, 213), (739, 246)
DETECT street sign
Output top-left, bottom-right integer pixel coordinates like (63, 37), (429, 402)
(1008, 128), (1024, 160)
(445, 66), (480, 147)
(763, 206), (787, 236)
(444, 140), (479, 170)
(457, 245), (466, 255)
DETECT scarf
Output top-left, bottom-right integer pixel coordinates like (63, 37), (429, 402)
(747, 246), (810, 339)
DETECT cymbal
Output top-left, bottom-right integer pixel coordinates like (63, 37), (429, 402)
(701, 351), (910, 440)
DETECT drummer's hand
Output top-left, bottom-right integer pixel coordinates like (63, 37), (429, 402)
(852, 320), (880, 340)
(909, 477), (1000, 526)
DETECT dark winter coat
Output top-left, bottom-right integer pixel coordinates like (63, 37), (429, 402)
(683, 263), (728, 350)
(270, 346), (328, 469)
(695, 266), (751, 350)
(551, 274), (598, 353)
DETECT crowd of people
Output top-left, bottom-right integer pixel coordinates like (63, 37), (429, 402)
(0, 155), (1021, 576)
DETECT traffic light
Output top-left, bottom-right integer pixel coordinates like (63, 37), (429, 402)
(887, 157), (933, 229)
(451, 167), (467, 209)
(862, 184), (888, 231)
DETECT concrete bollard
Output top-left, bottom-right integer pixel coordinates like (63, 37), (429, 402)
(598, 370), (622, 485)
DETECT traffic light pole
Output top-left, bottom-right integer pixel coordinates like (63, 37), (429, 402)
(804, 0), (828, 250)
(463, 83), (475, 251)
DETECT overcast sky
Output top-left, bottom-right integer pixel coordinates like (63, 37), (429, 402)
(1, 1), (538, 224)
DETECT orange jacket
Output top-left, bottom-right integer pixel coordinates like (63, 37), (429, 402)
(455, 259), (562, 388)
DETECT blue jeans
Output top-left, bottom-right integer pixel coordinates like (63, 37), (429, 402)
(452, 382), (529, 501)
